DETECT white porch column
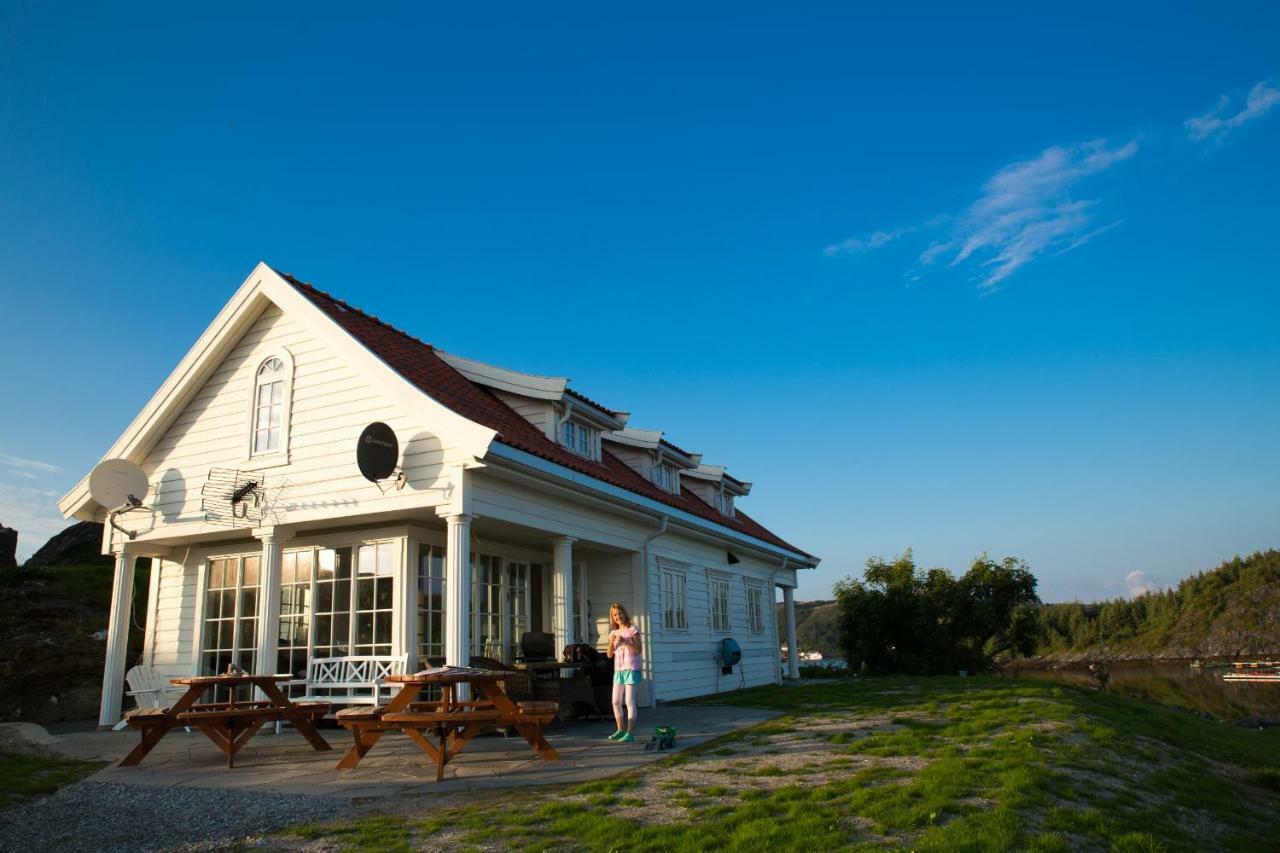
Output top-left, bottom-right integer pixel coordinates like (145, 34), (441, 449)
(783, 586), (799, 680)
(98, 546), (136, 728)
(254, 527), (291, 676)
(444, 513), (473, 667)
(551, 536), (575, 657)
(401, 538), (419, 670)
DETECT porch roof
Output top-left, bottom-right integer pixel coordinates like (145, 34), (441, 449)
(278, 270), (816, 562)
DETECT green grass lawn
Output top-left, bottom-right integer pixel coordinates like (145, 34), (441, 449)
(282, 677), (1280, 852)
(0, 751), (106, 811)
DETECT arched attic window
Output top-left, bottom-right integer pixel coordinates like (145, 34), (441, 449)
(248, 350), (294, 461)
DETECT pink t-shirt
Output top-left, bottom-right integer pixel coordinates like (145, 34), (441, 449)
(610, 626), (642, 671)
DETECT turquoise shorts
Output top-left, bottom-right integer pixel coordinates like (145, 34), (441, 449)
(613, 670), (643, 686)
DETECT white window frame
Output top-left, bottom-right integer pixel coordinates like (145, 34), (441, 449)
(196, 552), (262, 694)
(708, 571), (731, 634)
(659, 561), (688, 632)
(560, 419), (600, 461)
(652, 462), (679, 494)
(245, 348), (294, 466)
(716, 490), (735, 517)
(746, 582), (766, 634)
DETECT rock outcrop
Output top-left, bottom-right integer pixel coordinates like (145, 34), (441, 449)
(23, 522), (108, 568)
(0, 523), (16, 569)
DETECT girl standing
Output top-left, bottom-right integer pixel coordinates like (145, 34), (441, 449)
(605, 602), (643, 742)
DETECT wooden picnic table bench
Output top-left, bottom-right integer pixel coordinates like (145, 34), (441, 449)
(119, 674), (332, 768)
(335, 666), (561, 779)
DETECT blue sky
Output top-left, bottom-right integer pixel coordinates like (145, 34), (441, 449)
(1, 3), (1277, 602)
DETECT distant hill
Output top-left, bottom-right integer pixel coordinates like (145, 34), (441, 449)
(1029, 549), (1280, 662)
(776, 598), (842, 658)
(0, 523), (150, 724)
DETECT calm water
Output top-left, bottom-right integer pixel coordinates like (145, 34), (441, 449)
(1013, 660), (1280, 722)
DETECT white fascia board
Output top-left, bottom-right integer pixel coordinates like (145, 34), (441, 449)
(604, 428), (698, 470)
(685, 463), (751, 495)
(60, 262), (497, 520)
(436, 350), (568, 400)
(58, 263), (276, 519)
(485, 441), (818, 567)
(261, 270), (496, 458)
(603, 428), (663, 449)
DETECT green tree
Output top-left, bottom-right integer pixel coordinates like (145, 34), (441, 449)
(835, 550), (1040, 674)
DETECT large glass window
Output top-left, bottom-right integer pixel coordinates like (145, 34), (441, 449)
(201, 555), (260, 678)
(506, 561), (531, 660)
(277, 549), (313, 678)
(570, 563), (588, 643)
(312, 547), (353, 659)
(472, 554), (504, 659)
(355, 542), (396, 656)
(418, 545), (446, 665)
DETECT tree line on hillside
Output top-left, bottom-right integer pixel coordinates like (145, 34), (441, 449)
(829, 548), (1280, 673)
(834, 550), (1040, 675)
(1037, 550), (1280, 657)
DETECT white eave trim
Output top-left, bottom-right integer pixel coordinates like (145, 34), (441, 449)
(436, 350), (569, 400)
(485, 441), (818, 567)
(603, 428), (699, 470)
(59, 261), (498, 520)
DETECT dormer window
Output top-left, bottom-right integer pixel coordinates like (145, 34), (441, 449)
(652, 462), (679, 494)
(716, 491), (735, 517)
(560, 420), (599, 460)
(247, 350), (293, 462)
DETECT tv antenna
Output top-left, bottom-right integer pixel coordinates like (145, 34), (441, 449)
(201, 468), (269, 526)
(89, 458), (150, 540)
(357, 422), (406, 493)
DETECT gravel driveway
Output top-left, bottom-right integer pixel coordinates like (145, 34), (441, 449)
(0, 781), (355, 851)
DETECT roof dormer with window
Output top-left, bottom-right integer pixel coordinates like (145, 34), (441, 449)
(433, 350), (628, 453)
(683, 464), (751, 517)
(602, 428), (700, 494)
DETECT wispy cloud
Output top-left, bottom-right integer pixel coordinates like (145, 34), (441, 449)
(923, 138), (1138, 291)
(823, 226), (915, 257)
(1185, 79), (1280, 143)
(1124, 570), (1161, 599)
(0, 453), (60, 473)
(0, 481), (67, 562)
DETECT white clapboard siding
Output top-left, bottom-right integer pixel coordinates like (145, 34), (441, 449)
(585, 553), (635, 647)
(646, 532), (781, 701)
(140, 303), (453, 527)
(149, 558), (199, 678)
(603, 444), (652, 481)
(492, 390), (556, 440)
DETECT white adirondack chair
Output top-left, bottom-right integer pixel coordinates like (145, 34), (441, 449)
(113, 664), (190, 731)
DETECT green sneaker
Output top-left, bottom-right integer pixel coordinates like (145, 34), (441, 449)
(617, 732), (635, 743)
(607, 730), (625, 741)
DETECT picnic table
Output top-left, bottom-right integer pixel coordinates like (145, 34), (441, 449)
(335, 666), (561, 781)
(119, 673), (332, 768)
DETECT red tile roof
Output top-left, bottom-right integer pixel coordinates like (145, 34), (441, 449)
(279, 270), (814, 560)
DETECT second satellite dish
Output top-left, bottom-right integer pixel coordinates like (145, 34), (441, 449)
(357, 422), (400, 482)
(89, 458), (149, 508)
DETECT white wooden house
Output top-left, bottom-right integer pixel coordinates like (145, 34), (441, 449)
(58, 263), (818, 727)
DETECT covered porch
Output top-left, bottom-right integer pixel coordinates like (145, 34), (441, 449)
(97, 509), (655, 728)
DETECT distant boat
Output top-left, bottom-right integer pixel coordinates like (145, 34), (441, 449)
(1223, 672), (1280, 683)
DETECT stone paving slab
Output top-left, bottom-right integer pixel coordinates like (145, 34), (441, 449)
(15, 705), (778, 799)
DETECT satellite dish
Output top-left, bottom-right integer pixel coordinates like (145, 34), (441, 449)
(357, 422), (399, 482)
(89, 459), (149, 508)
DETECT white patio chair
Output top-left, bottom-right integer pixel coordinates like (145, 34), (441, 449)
(113, 664), (190, 732)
